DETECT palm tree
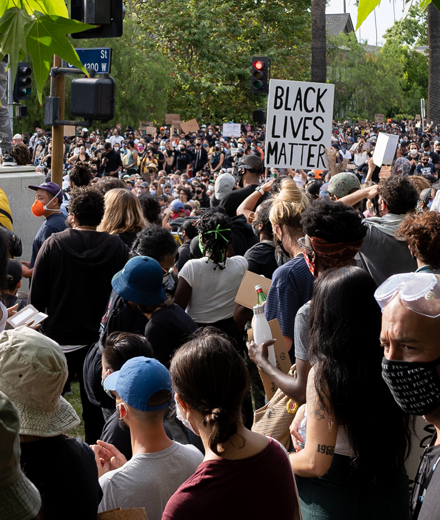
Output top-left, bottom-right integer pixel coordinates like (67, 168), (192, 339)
(311, 0), (326, 83)
(428, 3), (440, 123)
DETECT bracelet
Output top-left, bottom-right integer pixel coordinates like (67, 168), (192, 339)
(256, 187), (264, 195)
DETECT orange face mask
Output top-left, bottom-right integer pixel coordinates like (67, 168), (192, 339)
(31, 190), (61, 217)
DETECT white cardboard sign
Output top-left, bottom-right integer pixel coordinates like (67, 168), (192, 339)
(222, 123), (241, 137)
(265, 79), (335, 169)
(373, 132), (399, 167)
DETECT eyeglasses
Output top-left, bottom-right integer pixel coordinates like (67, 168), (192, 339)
(297, 236), (314, 256)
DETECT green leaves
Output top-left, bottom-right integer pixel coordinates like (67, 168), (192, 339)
(0, 6), (95, 104)
(0, 8), (33, 82)
(356, 0), (381, 30)
(26, 13), (95, 103)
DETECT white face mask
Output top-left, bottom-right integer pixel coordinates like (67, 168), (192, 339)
(175, 400), (197, 435)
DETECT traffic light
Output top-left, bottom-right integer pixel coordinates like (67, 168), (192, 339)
(13, 62), (32, 102)
(70, 76), (116, 121)
(71, 0), (124, 39)
(251, 56), (270, 94)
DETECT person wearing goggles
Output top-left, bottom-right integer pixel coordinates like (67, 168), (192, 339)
(377, 271), (440, 520)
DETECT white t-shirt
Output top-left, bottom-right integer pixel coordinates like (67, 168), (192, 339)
(98, 441), (203, 520)
(293, 173), (306, 188)
(178, 256), (248, 323)
(109, 135), (124, 147)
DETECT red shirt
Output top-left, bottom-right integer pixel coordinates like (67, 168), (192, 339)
(162, 438), (297, 520)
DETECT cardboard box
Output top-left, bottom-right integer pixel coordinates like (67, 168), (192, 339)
(180, 118), (199, 134)
(247, 318), (291, 400)
(97, 508), (148, 520)
(234, 270), (272, 310)
(165, 114), (180, 124)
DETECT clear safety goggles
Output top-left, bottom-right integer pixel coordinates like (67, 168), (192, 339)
(374, 272), (440, 318)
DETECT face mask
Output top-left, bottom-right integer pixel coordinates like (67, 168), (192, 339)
(382, 356), (440, 416)
(31, 190), (61, 217)
(175, 400), (197, 435)
(208, 132), (212, 136)
(302, 251), (317, 277)
(101, 371), (115, 399)
(150, 189), (157, 196)
(114, 146), (120, 151)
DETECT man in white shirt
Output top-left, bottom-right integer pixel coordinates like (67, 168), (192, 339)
(91, 356), (203, 520)
(109, 130), (124, 148)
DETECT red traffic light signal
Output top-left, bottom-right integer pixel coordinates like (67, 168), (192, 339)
(251, 56), (270, 94)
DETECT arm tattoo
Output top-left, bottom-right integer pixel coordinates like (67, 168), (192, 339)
(309, 400), (326, 421)
(317, 444), (335, 456)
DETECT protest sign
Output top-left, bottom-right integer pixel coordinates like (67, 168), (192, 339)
(63, 125), (76, 136)
(145, 126), (156, 135)
(180, 119), (200, 134)
(415, 114), (421, 120)
(265, 79), (334, 169)
(373, 132), (399, 167)
(375, 114), (384, 124)
(235, 271), (272, 310)
(222, 123), (241, 137)
(165, 114), (180, 124)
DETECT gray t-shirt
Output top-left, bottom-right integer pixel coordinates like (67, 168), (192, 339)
(293, 301), (310, 362)
(98, 441), (203, 519)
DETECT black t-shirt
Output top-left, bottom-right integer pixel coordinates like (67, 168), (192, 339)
(244, 241), (279, 279)
(413, 433), (440, 520)
(220, 184), (268, 218)
(144, 304), (199, 368)
(102, 150), (122, 174)
(176, 241), (192, 272)
(20, 435), (102, 520)
(429, 151), (440, 166)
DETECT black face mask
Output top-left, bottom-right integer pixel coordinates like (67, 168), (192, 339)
(382, 356), (440, 416)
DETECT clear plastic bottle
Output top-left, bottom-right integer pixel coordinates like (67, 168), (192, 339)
(253, 304), (276, 367)
(297, 404), (307, 449)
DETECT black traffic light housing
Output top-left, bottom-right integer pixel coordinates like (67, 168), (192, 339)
(14, 62), (32, 102)
(70, 76), (116, 121)
(71, 0), (124, 39)
(251, 56), (270, 94)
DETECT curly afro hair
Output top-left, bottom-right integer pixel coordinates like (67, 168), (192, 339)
(197, 212), (232, 269)
(398, 211), (440, 269)
(70, 161), (92, 187)
(69, 186), (105, 227)
(130, 224), (177, 262)
(301, 199), (367, 243)
(138, 194), (161, 225)
(378, 176), (418, 215)
(12, 143), (31, 165)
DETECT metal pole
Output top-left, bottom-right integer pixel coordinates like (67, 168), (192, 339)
(7, 66), (13, 132)
(51, 56), (65, 187)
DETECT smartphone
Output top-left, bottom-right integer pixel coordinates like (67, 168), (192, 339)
(7, 304), (48, 329)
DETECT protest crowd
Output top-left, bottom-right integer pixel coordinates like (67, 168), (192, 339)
(1, 116), (440, 520)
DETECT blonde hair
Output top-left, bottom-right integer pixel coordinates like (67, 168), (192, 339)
(98, 188), (146, 234)
(269, 178), (310, 231)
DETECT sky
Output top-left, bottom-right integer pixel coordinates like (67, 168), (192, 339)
(326, 0), (406, 46)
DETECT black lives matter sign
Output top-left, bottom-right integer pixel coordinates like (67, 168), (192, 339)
(265, 80), (335, 170)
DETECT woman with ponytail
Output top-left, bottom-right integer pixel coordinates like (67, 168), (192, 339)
(174, 211), (247, 345)
(264, 178), (314, 360)
(163, 328), (298, 520)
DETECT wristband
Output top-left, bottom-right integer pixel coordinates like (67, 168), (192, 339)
(256, 187), (265, 195)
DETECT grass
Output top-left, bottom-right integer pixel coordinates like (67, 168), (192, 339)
(64, 381), (86, 441)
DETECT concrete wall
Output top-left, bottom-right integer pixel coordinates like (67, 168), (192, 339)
(0, 166), (46, 261)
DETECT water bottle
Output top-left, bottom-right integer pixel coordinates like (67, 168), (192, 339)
(297, 405), (307, 449)
(255, 284), (267, 305)
(253, 304), (276, 367)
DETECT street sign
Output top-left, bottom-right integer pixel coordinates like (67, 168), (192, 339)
(63, 48), (112, 74)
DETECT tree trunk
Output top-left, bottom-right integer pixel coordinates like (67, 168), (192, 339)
(311, 0), (327, 83)
(428, 3), (440, 124)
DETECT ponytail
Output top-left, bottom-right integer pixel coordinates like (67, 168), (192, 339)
(270, 178), (309, 230)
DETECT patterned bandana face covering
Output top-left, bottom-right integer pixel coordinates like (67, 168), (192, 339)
(382, 356), (440, 416)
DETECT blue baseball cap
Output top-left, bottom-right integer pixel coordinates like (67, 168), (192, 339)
(170, 199), (185, 211)
(104, 357), (172, 412)
(111, 256), (166, 305)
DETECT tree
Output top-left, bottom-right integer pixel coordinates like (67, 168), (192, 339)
(327, 33), (404, 119)
(132, 0), (312, 121)
(311, 0), (326, 83)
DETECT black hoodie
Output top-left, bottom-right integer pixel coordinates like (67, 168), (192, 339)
(29, 229), (128, 345)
